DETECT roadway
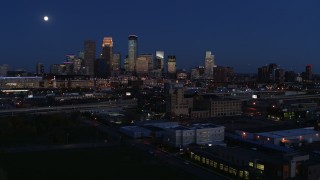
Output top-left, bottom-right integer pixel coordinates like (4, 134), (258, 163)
(0, 99), (137, 116)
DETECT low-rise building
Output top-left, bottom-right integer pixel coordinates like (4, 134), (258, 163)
(163, 124), (225, 148)
(189, 146), (315, 179)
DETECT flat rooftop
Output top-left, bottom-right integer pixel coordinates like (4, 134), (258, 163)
(257, 127), (317, 138)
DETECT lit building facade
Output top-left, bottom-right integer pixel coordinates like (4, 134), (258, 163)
(165, 83), (190, 116)
(128, 35), (138, 73)
(139, 54), (153, 72)
(210, 98), (242, 117)
(163, 124), (225, 148)
(102, 37), (113, 77)
(204, 51), (214, 78)
(155, 51), (164, 74)
(0, 77), (43, 89)
(111, 53), (121, 76)
(135, 56), (149, 76)
(167, 55), (176, 78)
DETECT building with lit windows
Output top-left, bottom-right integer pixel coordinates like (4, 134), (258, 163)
(152, 51), (164, 78)
(210, 98), (242, 117)
(189, 146), (312, 179)
(128, 35), (138, 73)
(135, 56), (148, 76)
(102, 37), (113, 77)
(139, 54), (153, 72)
(167, 55), (176, 78)
(163, 124), (225, 148)
(0, 77), (43, 89)
(204, 51), (214, 78)
(165, 83), (191, 117)
(111, 53), (121, 76)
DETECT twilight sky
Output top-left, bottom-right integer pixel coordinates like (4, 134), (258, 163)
(1, 0), (320, 73)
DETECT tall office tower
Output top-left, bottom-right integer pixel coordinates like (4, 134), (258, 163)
(78, 51), (84, 59)
(136, 56), (149, 76)
(36, 63), (44, 75)
(128, 35), (138, 73)
(204, 51), (214, 79)
(167, 55), (176, 78)
(124, 56), (129, 72)
(111, 53), (121, 76)
(102, 37), (113, 77)
(139, 54), (153, 72)
(155, 51), (164, 71)
(66, 54), (82, 74)
(84, 40), (96, 77)
(72, 58), (82, 74)
(191, 68), (200, 80)
(305, 64), (312, 80)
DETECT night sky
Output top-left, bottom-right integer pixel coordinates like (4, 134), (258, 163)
(1, 0), (320, 73)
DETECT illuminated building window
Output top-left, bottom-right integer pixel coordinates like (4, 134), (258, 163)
(256, 164), (264, 171)
(244, 171), (249, 179)
(220, 163), (223, 170)
(214, 161), (217, 168)
(229, 167), (237, 176)
(249, 162), (253, 167)
(202, 157), (206, 164)
(210, 160), (213, 166)
(224, 165), (228, 172)
(239, 171), (243, 178)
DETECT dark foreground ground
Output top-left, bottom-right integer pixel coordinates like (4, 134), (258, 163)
(0, 146), (200, 180)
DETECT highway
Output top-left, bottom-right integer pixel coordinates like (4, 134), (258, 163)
(0, 99), (137, 116)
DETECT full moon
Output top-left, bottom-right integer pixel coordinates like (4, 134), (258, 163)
(44, 16), (49, 21)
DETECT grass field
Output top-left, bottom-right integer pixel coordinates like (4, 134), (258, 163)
(0, 146), (200, 180)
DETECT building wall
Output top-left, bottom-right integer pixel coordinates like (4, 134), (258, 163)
(195, 127), (224, 144)
(164, 125), (225, 147)
(0, 77), (42, 89)
(210, 99), (242, 117)
(128, 35), (138, 72)
(84, 40), (96, 77)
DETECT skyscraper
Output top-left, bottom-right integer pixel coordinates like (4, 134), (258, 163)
(84, 40), (96, 77)
(306, 64), (312, 80)
(112, 53), (121, 76)
(102, 37), (113, 77)
(128, 35), (138, 73)
(155, 51), (164, 72)
(204, 51), (214, 79)
(139, 54), (153, 72)
(167, 55), (176, 78)
(136, 56), (149, 76)
(36, 63), (44, 75)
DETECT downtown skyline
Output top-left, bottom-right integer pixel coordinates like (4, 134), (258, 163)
(1, 0), (320, 73)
